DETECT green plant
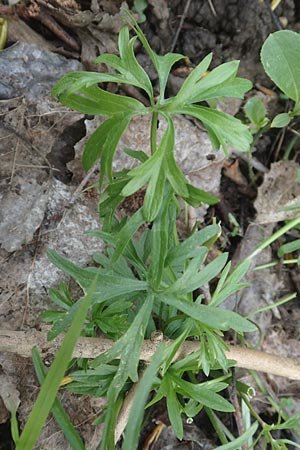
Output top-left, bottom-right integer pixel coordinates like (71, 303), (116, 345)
(247, 30), (300, 270)
(132, 0), (148, 23)
(245, 30), (300, 133)
(12, 14), (300, 450)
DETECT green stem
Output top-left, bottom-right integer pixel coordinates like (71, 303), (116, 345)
(150, 111), (158, 155)
(240, 393), (266, 429)
(246, 216), (300, 261)
(241, 393), (273, 445)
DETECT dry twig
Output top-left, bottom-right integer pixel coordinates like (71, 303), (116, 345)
(0, 327), (300, 380)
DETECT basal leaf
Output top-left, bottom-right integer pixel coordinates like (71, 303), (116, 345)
(112, 209), (146, 263)
(211, 259), (251, 307)
(174, 378), (234, 412)
(160, 295), (256, 332)
(166, 224), (221, 265)
(91, 292), (154, 373)
(164, 377), (184, 439)
(166, 252), (227, 295)
(47, 250), (147, 301)
(92, 294), (155, 448)
(261, 30), (300, 104)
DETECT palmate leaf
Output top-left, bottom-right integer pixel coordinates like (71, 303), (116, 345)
(52, 83), (147, 178)
(95, 27), (153, 100)
(160, 294), (256, 333)
(165, 56), (251, 108)
(82, 114), (132, 174)
(171, 53), (213, 106)
(122, 115), (200, 221)
(46, 250), (148, 339)
(169, 372), (234, 413)
(122, 8), (184, 101)
(166, 224), (221, 266)
(52, 26), (153, 100)
(211, 259), (251, 307)
(165, 252), (227, 295)
(53, 84), (146, 117)
(185, 62), (252, 104)
(122, 116), (175, 221)
(177, 105), (252, 153)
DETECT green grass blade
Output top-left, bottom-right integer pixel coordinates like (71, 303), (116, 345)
(10, 405), (19, 445)
(121, 343), (166, 450)
(32, 347), (85, 450)
(214, 422), (258, 450)
(15, 277), (97, 450)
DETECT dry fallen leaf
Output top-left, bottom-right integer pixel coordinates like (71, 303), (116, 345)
(254, 161), (300, 224)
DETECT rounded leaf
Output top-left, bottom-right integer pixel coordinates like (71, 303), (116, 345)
(261, 30), (300, 103)
(271, 112), (291, 128)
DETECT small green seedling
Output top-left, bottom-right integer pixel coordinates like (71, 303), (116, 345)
(261, 30), (300, 128)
